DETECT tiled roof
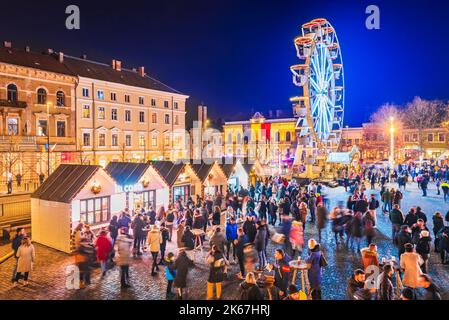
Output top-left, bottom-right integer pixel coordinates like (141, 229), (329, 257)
(0, 46), (183, 95)
(150, 161), (185, 187)
(105, 162), (149, 186)
(31, 164), (100, 203)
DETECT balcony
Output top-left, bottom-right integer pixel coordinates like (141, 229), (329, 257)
(0, 99), (27, 108)
(0, 135), (37, 152)
(36, 136), (76, 146)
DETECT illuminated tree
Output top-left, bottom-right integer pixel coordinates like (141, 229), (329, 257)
(369, 103), (404, 129)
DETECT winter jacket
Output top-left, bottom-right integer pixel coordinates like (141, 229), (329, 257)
(395, 231), (412, 254)
(306, 247), (322, 289)
(400, 252), (423, 288)
(182, 229), (195, 250)
(389, 209), (404, 225)
(347, 276), (364, 300)
(360, 247), (379, 271)
(225, 222), (238, 241)
(165, 261), (177, 281)
(416, 236), (432, 259)
(147, 229), (162, 253)
(116, 234), (133, 266)
(377, 272), (394, 300)
(207, 251), (225, 283)
(239, 282), (264, 300)
(174, 251), (195, 288)
(210, 231), (227, 253)
(16, 244), (35, 273)
(95, 235), (112, 261)
(404, 213), (418, 227)
(254, 227), (267, 252)
(433, 216), (444, 236)
(274, 257), (291, 293)
(243, 220), (257, 243)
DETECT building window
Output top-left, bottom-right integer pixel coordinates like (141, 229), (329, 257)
(110, 92), (116, 101)
(97, 90), (104, 100)
(174, 102), (178, 109)
(404, 134), (410, 142)
(164, 101), (169, 108)
(125, 134), (132, 147)
(83, 133), (91, 146)
(412, 134), (418, 142)
(428, 133), (434, 142)
(7, 118), (18, 135)
(227, 134), (232, 143)
(99, 133), (106, 147)
(152, 134), (157, 147)
(174, 115), (179, 125)
(164, 135), (170, 146)
(82, 88), (89, 97)
(37, 88), (47, 104)
(139, 135), (145, 147)
(37, 120), (48, 136)
(151, 98), (156, 107)
(98, 107), (105, 120)
(139, 111), (145, 123)
(111, 134), (118, 146)
(125, 94), (130, 103)
(164, 114), (170, 124)
(57, 121), (66, 137)
(7, 84), (18, 102)
(83, 105), (91, 118)
(125, 110), (131, 122)
(439, 133), (445, 142)
(111, 108), (118, 121)
(152, 113), (157, 124)
(56, 91), (65, 106)
(286, 132), (291, 142)
(275, 132), (280, 143)
(80, 197), (110, 226)
(139, 97), (144, 105)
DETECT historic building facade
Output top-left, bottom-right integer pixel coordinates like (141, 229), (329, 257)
(0, 41), (188, 191)
(223, 112), (297, 174)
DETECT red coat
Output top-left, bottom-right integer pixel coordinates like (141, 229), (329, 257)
(95, 235), (112, 261)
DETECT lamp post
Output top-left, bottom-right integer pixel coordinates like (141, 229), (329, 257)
(46, 101), (52, 178)
(389, 116), (395, 169)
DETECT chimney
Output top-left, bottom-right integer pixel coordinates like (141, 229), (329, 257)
(198, 105), (203, 124)
(203, 106), (208, 123)
(47, 48), (54, 54)
(58, 52), (64, 63)
(3, 41), (11, 48)
(81, 54), (87, 60)
(25, 46), (30, 52)
(112, 59), (121, 71)
(139, 66), (145, 77)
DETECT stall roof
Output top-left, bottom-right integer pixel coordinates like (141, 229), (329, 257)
(31, 164), (100, 203)
(150, 161), (185, 187)
(105, 162), (149, 185)
(190, 162), (214, 182)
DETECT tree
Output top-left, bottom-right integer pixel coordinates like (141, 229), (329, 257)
(120, 143), (128, 162)
(402, 97), (449, 154)
(369, 103), (404, 129)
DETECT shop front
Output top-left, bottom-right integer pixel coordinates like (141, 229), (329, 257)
(106, 162), (169, 212)
(31, 164), (118, 253)
(190, 161), (228, 198)
(220, 158), (264, 191)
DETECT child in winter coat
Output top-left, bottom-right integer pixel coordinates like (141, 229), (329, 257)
(165, 252), (176, 299)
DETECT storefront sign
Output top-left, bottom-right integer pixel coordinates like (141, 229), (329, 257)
(115, 183), (144, 193)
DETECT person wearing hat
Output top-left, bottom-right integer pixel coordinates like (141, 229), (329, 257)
(400, 243), (424, 289)
(416, 230), (432, 273)
(283, 284), (307, 300)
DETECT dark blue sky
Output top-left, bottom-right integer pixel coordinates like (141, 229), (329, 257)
(1, 0), (448, 126)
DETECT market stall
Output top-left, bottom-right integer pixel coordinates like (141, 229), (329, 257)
(105, 162), (169, 212)
(31, 164), (118, 253)
(220, 158), (265, 191)
(189, 161), (228, 197)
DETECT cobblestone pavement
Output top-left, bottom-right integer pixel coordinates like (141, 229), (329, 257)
(0, 182), (448, 300)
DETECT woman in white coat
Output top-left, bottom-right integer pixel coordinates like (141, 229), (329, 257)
(13, 237), (35, 287)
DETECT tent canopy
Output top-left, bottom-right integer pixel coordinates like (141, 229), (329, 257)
(327, 146), (360, 165)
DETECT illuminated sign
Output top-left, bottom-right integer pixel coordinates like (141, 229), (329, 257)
(115, 183), (144, 193)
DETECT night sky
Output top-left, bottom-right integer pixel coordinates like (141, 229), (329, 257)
(1, 0), (448, 126)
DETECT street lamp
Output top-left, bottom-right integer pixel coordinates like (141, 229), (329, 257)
(389, 116), (395, 169)
(46, 101), (52, 179)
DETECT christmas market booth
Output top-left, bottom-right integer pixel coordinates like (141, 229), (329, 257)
(105, 162), (169, 213)
(189, 161), (228, 198)
(326, 145), (361, 179)
(220, 158), (265, 191)
(31, 164), (118, 253)
(150, 161), (192, 203)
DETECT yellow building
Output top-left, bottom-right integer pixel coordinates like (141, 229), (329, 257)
(223, 112), (297, 174)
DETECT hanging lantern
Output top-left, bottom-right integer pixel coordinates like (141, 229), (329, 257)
(90, 180), (101, 194)
(142, 179), (150, 188)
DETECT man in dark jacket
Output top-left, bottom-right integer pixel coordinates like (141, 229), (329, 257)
(395, 225), (412, 258)
(377, 264), (394, 300)
(269, 249), (290, 297)
(389, 204), (404, 239)
(418, 274), (442, 300)
(235, 228), (249, 278)
(243, 216), (257, 243)
(174, 249), (195, 300)
(132, 214), (145, 255)
(225, 218), (238, 261)
(347, 269), (365, 300)
(11, 227), (25, 282)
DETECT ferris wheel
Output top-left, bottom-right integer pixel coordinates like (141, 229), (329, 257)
(290, 18), (345, 155)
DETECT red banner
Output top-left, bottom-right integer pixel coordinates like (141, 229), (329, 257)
(261, 123), (271, 141)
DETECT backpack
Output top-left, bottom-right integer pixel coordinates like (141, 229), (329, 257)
(319, 253), (328, 268)
(166, 212), (174, 223)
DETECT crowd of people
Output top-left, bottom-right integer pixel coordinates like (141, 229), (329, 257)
(8, 161), (449, 300)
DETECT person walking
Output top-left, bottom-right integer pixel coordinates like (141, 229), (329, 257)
(347, 269), (365, 300)
(116, 227), (133, 288)
(235, 228), (249, 279)
(377, 264), (395, 300)
(390, 204), (404, 239)
(254, 221), (267, 269)
(108, 216), (119, 247)
(159, 223), (170, 265)
(174, 249), (195, 300)
(362, 211), (376, 245)
(147, 225), (162, 276)
(316, 203), (328, 242)
(12, 237), (35, 287)
(225, 217), (238, 262)
(11, 227), (25, 283)
(206, 245), (226, 300)
(306, 239), (324, 300)
(416, 230), (432, 273)
(165, 252), (177, 299)
(95, 230), (112, 277)
(400, 243), (424, 289)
